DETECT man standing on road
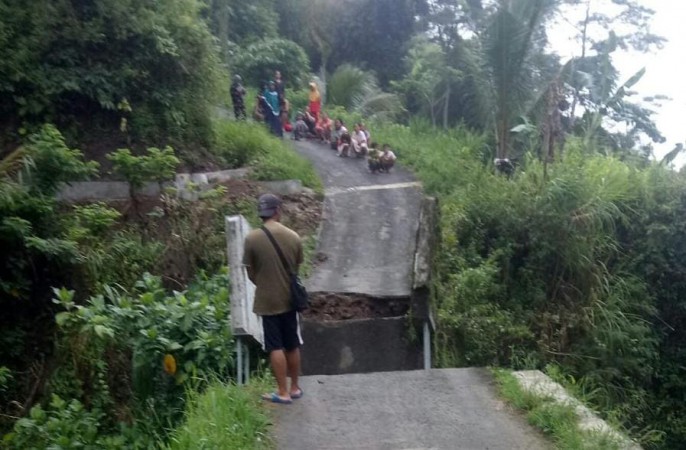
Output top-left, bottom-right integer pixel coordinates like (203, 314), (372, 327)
(243, 194), (304, 404)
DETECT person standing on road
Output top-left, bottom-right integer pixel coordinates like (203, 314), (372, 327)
(308, 81), (321, 121)
(243, 194), (304, 404)
(230, 75), (247, 120)
(262, 81), (282, 137)
(275, 70), (286, 98)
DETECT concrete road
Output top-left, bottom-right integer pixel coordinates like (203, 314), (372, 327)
(271, 368), (550, 450)
(292, 139), (422, 297)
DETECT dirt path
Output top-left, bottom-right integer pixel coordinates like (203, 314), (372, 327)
(292, 139), (423, 297)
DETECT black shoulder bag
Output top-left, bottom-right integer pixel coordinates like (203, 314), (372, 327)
(261, 226), (309, 312)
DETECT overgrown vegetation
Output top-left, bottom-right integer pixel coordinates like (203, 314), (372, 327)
(0, 0), (222, 152)
(4, 271), (235, 447)
(369, 120), (686, 448)
(0, 121), (319, 446)
(164, 378), (273, 450)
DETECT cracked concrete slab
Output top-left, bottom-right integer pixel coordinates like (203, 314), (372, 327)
(292, 140), (423, 297)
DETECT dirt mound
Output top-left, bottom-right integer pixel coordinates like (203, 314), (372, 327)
(303, 292), (410, 321)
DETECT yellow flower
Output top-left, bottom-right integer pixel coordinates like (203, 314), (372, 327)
(163, 354), (177, 375)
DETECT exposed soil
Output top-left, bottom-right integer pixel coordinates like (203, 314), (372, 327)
(95, 179), (324, 288)
(303, 292), (410, 321)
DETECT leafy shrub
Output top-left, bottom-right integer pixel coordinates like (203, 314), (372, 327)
(23, 124), (100, 195)
(49, 270), (234, 432)
(107, 146), (179, 191)
(0, 125), (100, 300)
(0, 366), (11, 389)
(327, 64), (378, 109)
(287, 88), (310, 117)
(5, 395), (130, 449)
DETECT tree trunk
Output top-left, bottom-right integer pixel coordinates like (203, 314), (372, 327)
(569, 1), (590, 130)
(442, 84), (451, 129)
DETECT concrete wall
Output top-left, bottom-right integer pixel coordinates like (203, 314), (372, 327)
(301, 317), (423, 375)
(411, 196), (438, 323)
(225, 215), (263, 345)
(56, 168), (304, 203)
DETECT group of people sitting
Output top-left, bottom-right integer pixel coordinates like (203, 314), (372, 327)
(236, 70), (397, 174)
(299, 114), (396, 173)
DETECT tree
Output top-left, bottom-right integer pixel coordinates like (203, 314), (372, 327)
(559, 0), (665, 148)
(230, 38), (311, 89)
(416, 0), (488, 50)
(0, 0), (222, 146)
(394, 36), (462, 128)
(482, 0), (560, 159)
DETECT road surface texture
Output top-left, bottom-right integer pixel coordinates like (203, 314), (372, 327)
(275, 140), (551, 449)
(292, 139), (422, 297)
(272, 368), (550, 450)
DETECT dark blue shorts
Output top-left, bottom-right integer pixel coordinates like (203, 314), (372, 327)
(262, 310), (303, 352)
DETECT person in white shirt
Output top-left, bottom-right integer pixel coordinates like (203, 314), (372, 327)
(361, 123), (371, 142)
(332, 118), (351, 156)
(379, 144), (397, 172)
(351, 123), (369, 157)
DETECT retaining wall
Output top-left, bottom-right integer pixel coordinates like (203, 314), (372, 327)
(56, 168), (304, 203)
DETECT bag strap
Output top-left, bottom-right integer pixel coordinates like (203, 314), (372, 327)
(261, 226), (294, 275)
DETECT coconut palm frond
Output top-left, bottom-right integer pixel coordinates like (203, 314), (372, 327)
(353, 92), (407, 122)
(327, 64), (379, 108)
(482, 0), (558, 158)
(0, 147), (33, 180)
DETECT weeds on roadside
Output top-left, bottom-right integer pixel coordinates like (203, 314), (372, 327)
(492, 369), (624, 450)
(163, 376), (274, 450)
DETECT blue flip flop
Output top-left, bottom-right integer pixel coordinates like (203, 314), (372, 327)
(262, 392), (292, 404)
(290, 389), (304, 399)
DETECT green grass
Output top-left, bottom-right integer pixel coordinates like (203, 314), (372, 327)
(163, 378), (274, 450)
(211, 119), (323, 193)
(492, 369), (623, 450)
(300, 234), (318, 279)
(250, 147), (322, 194)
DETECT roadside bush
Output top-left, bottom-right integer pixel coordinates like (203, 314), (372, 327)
(5, 395), (131, 449)
(1, 125), (99, 300)
(41, 269), (234, 442)
(287, 88), (310, 117)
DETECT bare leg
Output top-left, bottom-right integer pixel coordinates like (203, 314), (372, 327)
(269, 350), (290, 398)
(286, 348), (301, 395)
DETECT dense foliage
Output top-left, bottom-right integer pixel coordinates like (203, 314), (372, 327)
(5, 271), (234, 447)
(370, 120), (686, 448)
(1, 0), (222, 148)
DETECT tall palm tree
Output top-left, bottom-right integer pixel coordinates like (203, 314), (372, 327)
(482, 0), (559, 159)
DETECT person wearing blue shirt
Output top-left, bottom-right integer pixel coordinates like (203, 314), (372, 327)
(262, 81), (282, 137)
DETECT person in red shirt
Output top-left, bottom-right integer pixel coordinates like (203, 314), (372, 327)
(308, 82), (321, 122)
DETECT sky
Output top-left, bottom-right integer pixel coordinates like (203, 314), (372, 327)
(547, 0), (686, 165)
